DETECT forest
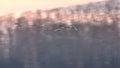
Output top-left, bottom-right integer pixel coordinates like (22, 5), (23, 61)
(0, 0), (120, 68)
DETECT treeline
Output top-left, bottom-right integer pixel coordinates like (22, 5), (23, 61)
(0, 15), (120, 68)
(0, 0), (120, 68)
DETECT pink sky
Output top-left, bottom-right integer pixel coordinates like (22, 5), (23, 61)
(0, 0), (104, 16)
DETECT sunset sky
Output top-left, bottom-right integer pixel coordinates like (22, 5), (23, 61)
(0, 0), (104, 15)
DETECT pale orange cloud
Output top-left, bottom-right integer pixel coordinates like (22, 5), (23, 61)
(0, 0), (104, 15)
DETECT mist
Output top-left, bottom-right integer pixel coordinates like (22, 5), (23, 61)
(0, 0), (120, 68)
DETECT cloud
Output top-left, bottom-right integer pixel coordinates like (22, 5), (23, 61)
(0, 0), (104, 15)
